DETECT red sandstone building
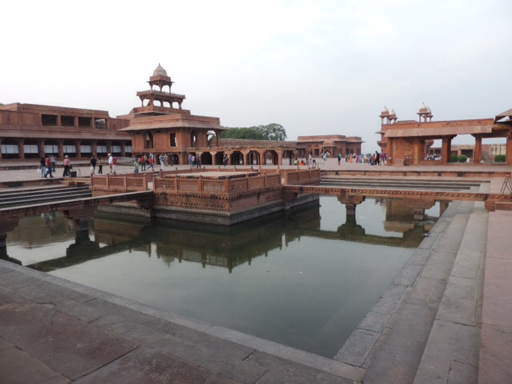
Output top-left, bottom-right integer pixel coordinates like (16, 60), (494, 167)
(0, 103), (131, 161)
(377, 104), (512, 165)
(120, 65), (309, 166)
(296, 135), (362, 157)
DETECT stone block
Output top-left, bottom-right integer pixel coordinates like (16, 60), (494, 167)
(393, 264), (423, 286)
(444, 283), (475, 301)
(408, 249), (432, 266)
(334, 329), (380, 367)
(0, 338), (70, 384)
(447, 360), (478, 384)
(357, 311), (390, 333)
(436, 296), (477, 327)
(420, 251), (456, 280)
(248, 351), (354, 384)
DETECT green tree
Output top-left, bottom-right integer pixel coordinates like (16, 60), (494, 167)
(255, 123), (287, 141)
(221, 128), (267, 140)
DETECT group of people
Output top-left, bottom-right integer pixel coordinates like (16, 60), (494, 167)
(39, 155), (56, 178)
(89, 154), (118, 175)
(132, 154), (154, 173)
(188, 154), (202, 168)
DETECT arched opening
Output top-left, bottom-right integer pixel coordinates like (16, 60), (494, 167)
(190, 131), (197, 148)
(170, 154), (179, 165)
(482, 137), (507, 163)
(1, 139), (20, 159)
(246, 151), (261, 165)
(170, 133), (177, 147)
(263, 150), (278, 165)
(145, 132), (154, 149)
(283, 150), (295, 166)
(231, 151), (244, 165)
(80, 140), (93, 158)
(215, 151), (225, 165)
(207, 130), (217, 146)
(450, 134), (476, 163)
(24, 139), (40, 159)
(63, 140), (77, 158)
(201, 152), (213, 165)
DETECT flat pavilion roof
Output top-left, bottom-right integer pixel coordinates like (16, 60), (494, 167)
(384, 125), (495, 138)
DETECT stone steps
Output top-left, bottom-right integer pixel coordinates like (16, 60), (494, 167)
(334, 196), (477, 383)
(0, 186), (92, 208)
(320, 178), (479, 191)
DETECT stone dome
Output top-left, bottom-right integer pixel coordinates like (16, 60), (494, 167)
(381, 106), (389, 114)
(389, 109), (396, 117)
(419, 102), (428, 112)
(153, 63), (168, 77)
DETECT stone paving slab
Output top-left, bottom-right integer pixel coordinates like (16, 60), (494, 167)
(479, 210), (512, 384)
(0, 338), (71, 384)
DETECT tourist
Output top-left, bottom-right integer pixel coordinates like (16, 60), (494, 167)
(50, 155), (56, 172)
(97, 157), (103, 174)
(163, 153), (168, 167)
(149, 156), (154, 171)
(337, 153), (341, 165)
(196, 156), (201, 169)
(191, 154), (196, 166)
(39, 156), (46, 178)
(90, 156), (97, 174)
(133, 158), (140, 173)
(63, 155), (71, 177)
(112, 156), (117, 174)
(108, 153), (113, 173)
(159, 154), (165, 170)
(44, 156), (53, 178)
(375, 151), (380, 165)
(223, 154), (228, 166)
(141, 154), (146, 171)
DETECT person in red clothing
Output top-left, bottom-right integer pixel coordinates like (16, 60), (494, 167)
(141, 154), (146, 171)
(44, 156), (54, 178)
(63, 155), (71, 177)
(149, 156), (154, 171)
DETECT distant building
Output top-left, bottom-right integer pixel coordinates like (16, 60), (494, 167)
(296, 135), (362, 157)
(376, 104), (512, 165)
(0, 103), (131, 161)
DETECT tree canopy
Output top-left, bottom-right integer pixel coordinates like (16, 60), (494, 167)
(221, 123), (287, 141)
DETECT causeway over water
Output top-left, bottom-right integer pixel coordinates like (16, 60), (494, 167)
(0, 160), (511, 383)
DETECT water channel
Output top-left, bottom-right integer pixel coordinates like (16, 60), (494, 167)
(7, 197), (439, 358)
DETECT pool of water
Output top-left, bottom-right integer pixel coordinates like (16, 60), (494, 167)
(7, 197), (438, 358)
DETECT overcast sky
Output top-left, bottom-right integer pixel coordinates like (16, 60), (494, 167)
(1, 0), (511, 152)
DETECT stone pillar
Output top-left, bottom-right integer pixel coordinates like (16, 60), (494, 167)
(91, 117), (95, 129)
(440, 201), (449, 217)
(338, 193), (365, 217)
(0, 139), (3, 159)
(211, 152), (218, 165)
(38, 139), (45, 157)
(506, 132), (512, 165)
(121, 142), (126, 157)
(75, 140), (82, 158)
(92, 141), (98, 158)
(345, 203), (357, 215)
(474, 135), (482, 164)
(18, 139), (25, 159)
(441, 137), (451, 164)
(106, 141), (112, 156)
(57, 140), (64, 159)
(57, 115), (62, 126)
(277, 151), (283, 166)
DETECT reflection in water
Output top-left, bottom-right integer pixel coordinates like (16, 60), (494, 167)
(7, 197), (437, 358)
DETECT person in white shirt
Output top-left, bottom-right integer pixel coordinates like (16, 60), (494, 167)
(108, 154), (113, 173)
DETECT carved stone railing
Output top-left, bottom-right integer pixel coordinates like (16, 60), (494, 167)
(154, 173), (282, 196)
(281, 169), (321, 185)
(91, 174), (150, 192)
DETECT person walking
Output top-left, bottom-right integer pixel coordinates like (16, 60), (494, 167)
(44, 156), (53, 178)
(337, 153), (341, 165)
(133, 158), (140, 173)
(50, 155), (56, 172)
(159, 154), (165, 170)
(108, 153), (113, 173)
(112, 156), (117, 174)
(149, 156), (154, 171)
(97, 157), (103, 174)
(39, 156), (46, 178)
(141, 154), (146, 171)
(90, 156), (97, 174)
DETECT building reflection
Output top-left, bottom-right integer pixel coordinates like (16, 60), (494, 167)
(17, 199), (435, 273)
